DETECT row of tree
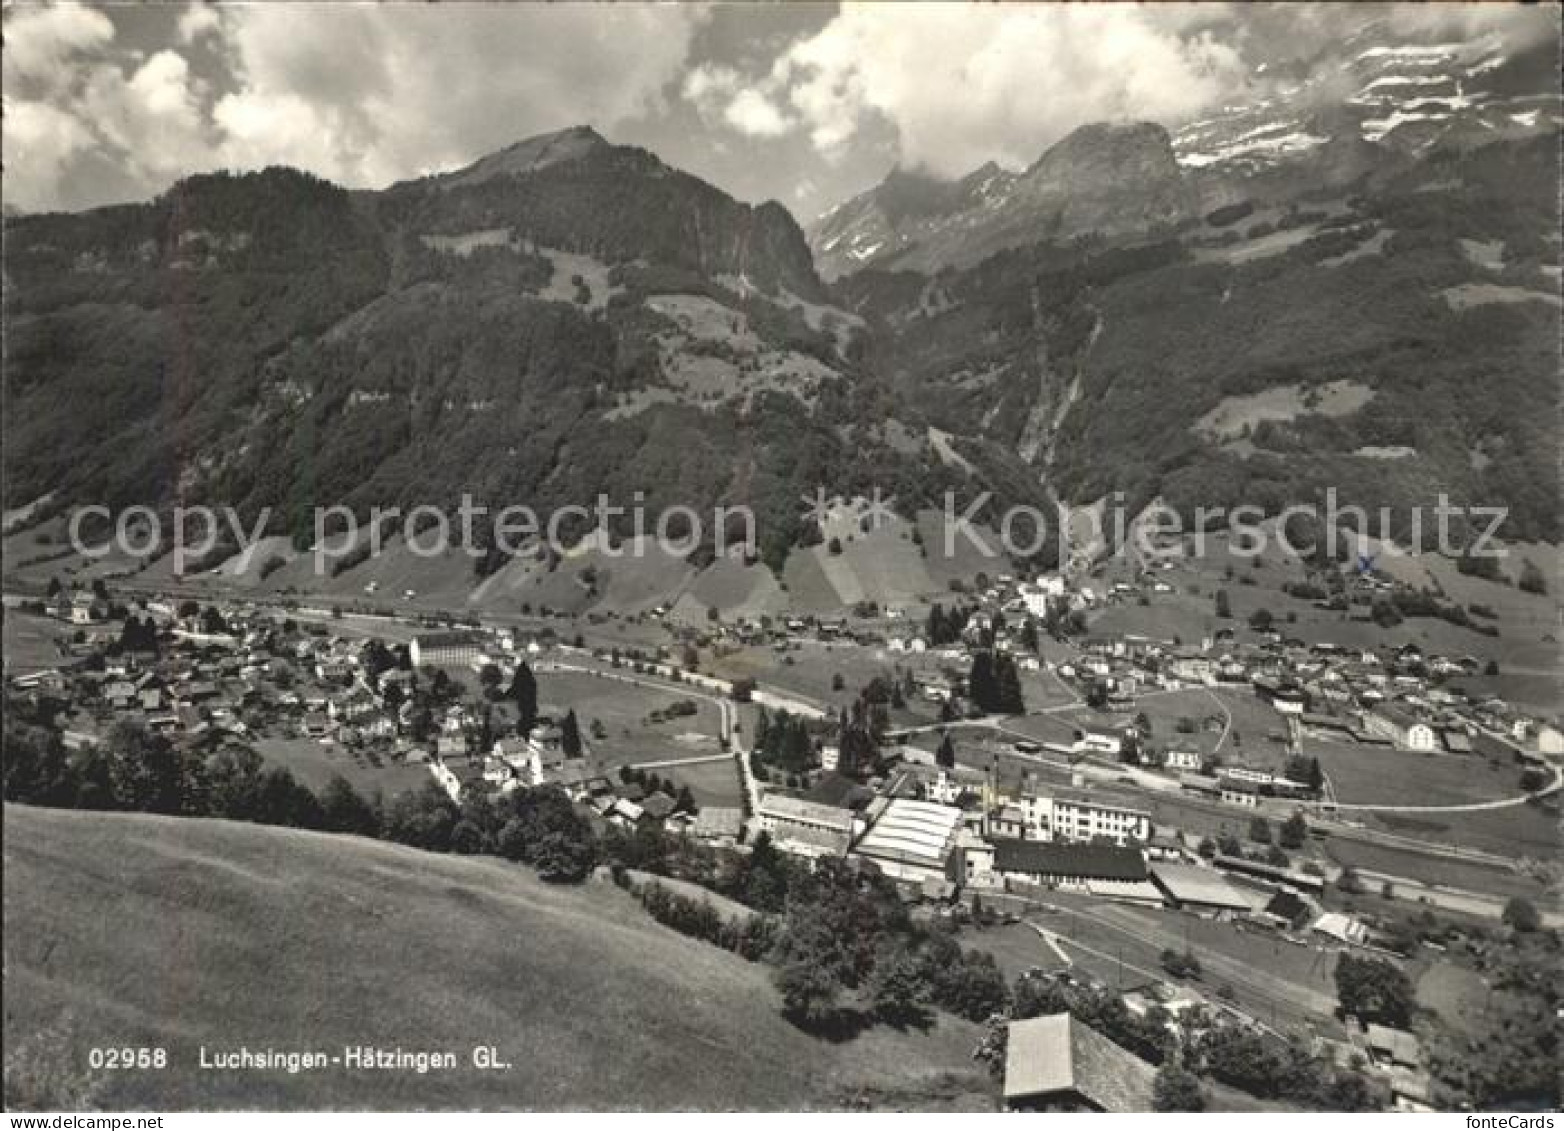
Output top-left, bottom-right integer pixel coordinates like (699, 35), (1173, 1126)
(2, 711), (598, 883)
(968, 650), (1025, 715)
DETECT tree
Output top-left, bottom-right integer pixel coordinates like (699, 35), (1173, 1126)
(508, 663), (538, 733)
(1371, 598), (1403, 629)
(1011, 970), (1071, 1021)
(1279, 812), (1308, 849)
(532, 828), (595, 882)
(932, 949), (1009, 1021)
(992, 653), (1025, 714)
(1160, 949), (1202, 980)
(1501, 897), (1540, 933)
(103, 723), (187, 814)
(1153, 1063), (1207, 1112)
(1248, 816), (1273, 845)
(384, 783), (460, 852)
(253, 767), (324, 829)
(319, 774), (380, 836)
(775, 955), (840, 1026)
(869, 942), (931, 1027)
(1191, 1025), (1300, 1099)
(973, 1015), (1009, 1079)
(560, 709), (583, 758)
(2, 719), (77, 807)
(935, 730), (956, 770)
(968, 651), (996, 712)
(1334, 954), (1415, 1027)
(1518, 558), (1548, 595)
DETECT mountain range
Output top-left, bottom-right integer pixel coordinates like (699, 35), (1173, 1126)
(3, 19), (1559, 612)
(809, 28), (1561, 277)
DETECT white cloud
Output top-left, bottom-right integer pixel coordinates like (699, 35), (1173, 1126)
(684, 61), (793, 138)
(682, 2), (1558, 179)
(2, 1), (1557, 215)
(1, 99), (96, 211)
(209, 4), (706, 187)
(772, 4), (1254, 175)
(684, 63), (741, 109)
(176, 3), (222, 45)
(81, 50), (211, 180)
(1, 1), (114, 95)
(724, 88), (791, 138)
(2, 3), (707, 211)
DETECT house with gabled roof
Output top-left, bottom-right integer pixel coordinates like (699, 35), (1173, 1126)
(1003, 1014), (1156, 1112)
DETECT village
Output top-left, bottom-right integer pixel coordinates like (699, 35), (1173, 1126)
(4, 545), (1560, 1113)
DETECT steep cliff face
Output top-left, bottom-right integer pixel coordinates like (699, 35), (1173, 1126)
(1011, 122), (1197, 240)
(385, 129), (827, 302)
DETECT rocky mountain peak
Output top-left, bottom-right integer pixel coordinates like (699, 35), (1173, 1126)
(1026, 120), (1178, 175)
(1012, 120), (1194, 237)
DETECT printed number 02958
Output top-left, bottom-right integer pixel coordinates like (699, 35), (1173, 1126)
(89, 1048), (168, 1069)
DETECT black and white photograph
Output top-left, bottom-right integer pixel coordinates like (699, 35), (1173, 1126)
(2, 0), (1560, 1116)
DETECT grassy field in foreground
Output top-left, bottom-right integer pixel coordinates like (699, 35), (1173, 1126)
(2, 805), (993, 1111)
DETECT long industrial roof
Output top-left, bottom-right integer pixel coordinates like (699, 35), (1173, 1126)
(854, 799), (964, 865)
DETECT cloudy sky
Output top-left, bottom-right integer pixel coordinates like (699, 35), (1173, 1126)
(3, 2), (1556, 219)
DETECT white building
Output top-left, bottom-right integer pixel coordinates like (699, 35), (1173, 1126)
(1536, 723), (1564, 756)
(1021, 577), (1066, 617)
(755, 794), (855, 858)
(1075, 729), (1122, 757)
(1014, 789), (1151, 846)
(1365, 704), (1437, 751)
(410, 630), (484, 668)
(1221, 763), (1274, 786)
(851, 799), (965, 885)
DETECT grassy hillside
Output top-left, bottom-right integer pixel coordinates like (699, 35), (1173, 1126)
(3, 805), (993, 1111)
